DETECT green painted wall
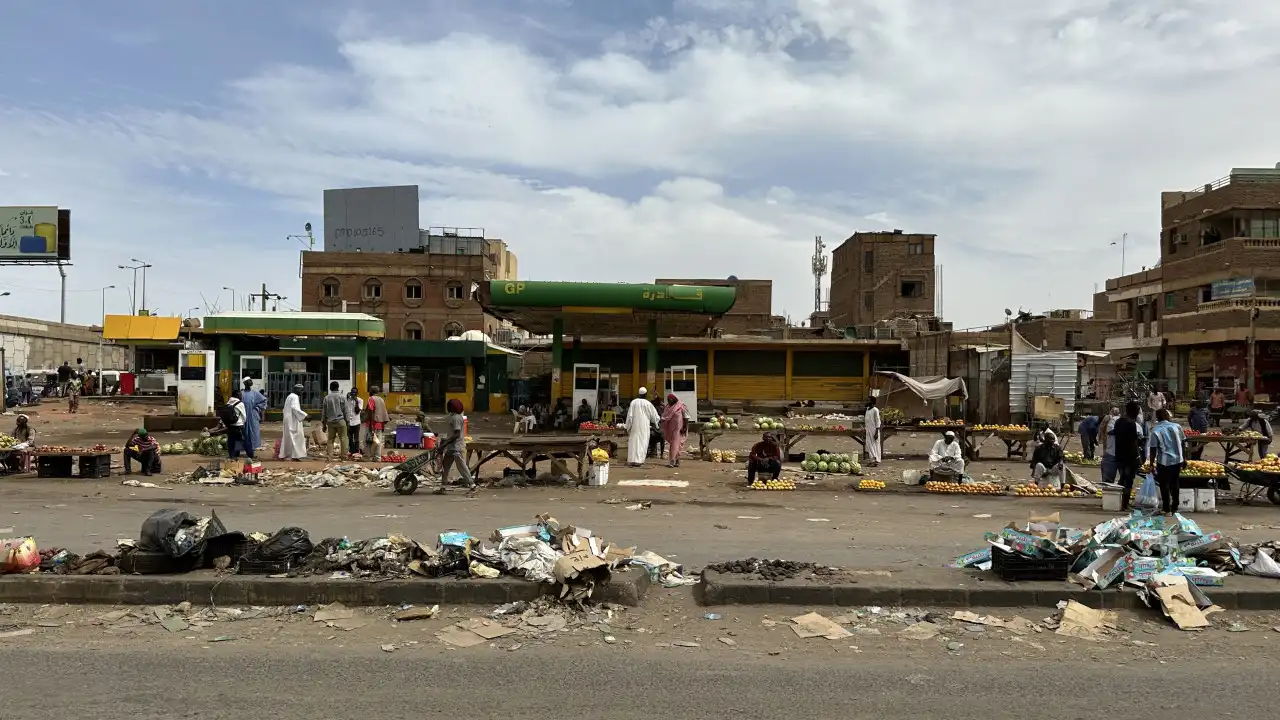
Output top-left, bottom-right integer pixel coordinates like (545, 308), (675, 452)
(488, 281), (736, 313)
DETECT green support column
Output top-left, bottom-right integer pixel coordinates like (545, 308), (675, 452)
(354, 338), (369, 396)
(646, 319), (658, 391)
(216, 336), (234, 401)
(551, 318), (564, 401)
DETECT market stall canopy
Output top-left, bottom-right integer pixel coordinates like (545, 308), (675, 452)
(478, 280), (737, 336)
(876, 371), (969, 400)
(102, 314), (182, 341)
(201, 311), (384, 338)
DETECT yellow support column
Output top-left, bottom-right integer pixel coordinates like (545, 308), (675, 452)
(632, 346), (641, 395)
(785, 347), (794, 401)
(707, 349), (715, 401)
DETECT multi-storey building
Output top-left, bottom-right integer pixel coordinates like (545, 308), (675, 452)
(829, 230), (936, 329)
(300, 227), (516, 341)
(1101, 165), (1280, 395)
(654, 278), (777, 335)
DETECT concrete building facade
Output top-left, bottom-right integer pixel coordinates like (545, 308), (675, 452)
(0, 314), (128, 372)
(829, 230), (936, 328)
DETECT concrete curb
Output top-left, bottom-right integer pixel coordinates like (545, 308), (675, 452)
(698, 570), (1280, 610)
(0, 567), (650, 607)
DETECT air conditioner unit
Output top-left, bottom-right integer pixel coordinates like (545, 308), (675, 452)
(1137, 296), (1148, 306)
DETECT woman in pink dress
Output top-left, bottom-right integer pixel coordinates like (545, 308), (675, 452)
(660, 393), (690, 467)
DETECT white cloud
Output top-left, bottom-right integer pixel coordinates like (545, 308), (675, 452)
(2, 0), (1280, 327)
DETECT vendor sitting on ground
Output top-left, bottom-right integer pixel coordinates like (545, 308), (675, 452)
(574, 398), (594, 429)
(123, 428), (161, 476)
(12, 414), (34, 446)
(746, 432), (782, 486)
(1029, 429), (1065, 487)
(928, 430), (965, 477)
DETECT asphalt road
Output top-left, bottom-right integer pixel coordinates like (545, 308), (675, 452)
(0, 640), (1267, 719)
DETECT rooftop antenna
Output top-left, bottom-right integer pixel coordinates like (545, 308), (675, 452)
(810, 235), (827, 316)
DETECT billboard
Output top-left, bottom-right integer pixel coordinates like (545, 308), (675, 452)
(1211, 277), (1254, 300)
(323, 185), (420, 253)
(0, 206), (68, 261)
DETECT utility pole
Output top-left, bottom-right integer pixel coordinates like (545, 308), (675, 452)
(57, 261), (68, 323)
(130, 257), (152, 314)
(248, 283), (286, 312)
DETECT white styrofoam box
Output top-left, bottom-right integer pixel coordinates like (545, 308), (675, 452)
(1178, 488), (1196, 512)
(1195, 488), (1217, 512)
(587, 463), (610, 487)
(850, 451), (860, 464)
(1101, 488), (1124, 512)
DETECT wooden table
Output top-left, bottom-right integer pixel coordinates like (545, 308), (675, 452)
(466, 435), (604, 480)
(962, 429), (1035, 460)
(1185, 435), (1259, 463)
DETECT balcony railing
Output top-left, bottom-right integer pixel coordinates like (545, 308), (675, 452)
(1165, 297), (1280, 318)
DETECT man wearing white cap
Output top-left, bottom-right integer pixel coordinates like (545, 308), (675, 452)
(623, 387), (660, 466)
(928, 430), (964, 476)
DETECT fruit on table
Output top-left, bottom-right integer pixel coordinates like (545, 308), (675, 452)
(749, 478), (795, 491)
(881, 407), (906, 425)
(380, 454), (408, 463)
(1182, 459), (1224, 476)
(857, 479), (885, 490)
(1012, 484), (1090, 498)
(753, 417), (784, 431)
(925, 481), (1003, 495)
(971, 424), (1030, 432)
(920, 419), (965, 427)
(704, 416), (739, 430)
(0, 433), (16, 450)
(801, 453), (861, 474)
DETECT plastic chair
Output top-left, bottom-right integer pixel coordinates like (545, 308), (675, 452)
(600, 410), (616, 425)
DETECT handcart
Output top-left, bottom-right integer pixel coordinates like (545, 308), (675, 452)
(1225, 464), (1280, 506)
(390, 448), (442, 496)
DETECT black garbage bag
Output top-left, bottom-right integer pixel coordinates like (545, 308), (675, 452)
(250, 527), (313, 561)
(139, 508), (227, 558)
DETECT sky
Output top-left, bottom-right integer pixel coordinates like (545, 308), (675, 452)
(1, 0), (1279, 329)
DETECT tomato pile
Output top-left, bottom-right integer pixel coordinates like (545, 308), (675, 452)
(380, 453), (408, 463)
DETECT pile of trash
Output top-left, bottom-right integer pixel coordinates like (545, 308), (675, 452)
(164, 463), (394, 489)
(705, 558), (829, 581)
(6, 508), (685, 605)
(953, 509), (1280, 629)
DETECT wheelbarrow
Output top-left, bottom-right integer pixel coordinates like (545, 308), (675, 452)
(390, 449), (442, 495)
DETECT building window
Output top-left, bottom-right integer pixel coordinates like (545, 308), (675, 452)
(1164, 292), (1175, 310)
(908, 241), (923, 255)
(1200, 286), (1213, 303)
(1251, 216), (1280, 239)
(446, 366), (468, 393)
(1065, 330), (1084, 350)
(899, 279), (925, 298)
(445, 281), (465, 301)
(363, 278), (382, 300)
(863, 250), (874, 273)
(404, 279), (423, 300)
(389, 365), (422, 393)
(863, 292), (874, 311)
(322, 278), (340, 298)
(443, 321), (464, 339)
(404, 322), (423, 341)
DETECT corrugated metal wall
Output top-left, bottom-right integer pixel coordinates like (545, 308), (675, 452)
(1010, 351), (1078, 414)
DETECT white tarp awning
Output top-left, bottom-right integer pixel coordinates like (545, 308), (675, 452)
(876, 371), (968, 400)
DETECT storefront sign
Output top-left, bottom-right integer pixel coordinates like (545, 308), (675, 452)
(1189, 349), (1216, 369)
(1211, 278), (1255, 300)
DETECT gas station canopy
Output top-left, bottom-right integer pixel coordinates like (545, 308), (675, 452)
(478, 281), (736, 336)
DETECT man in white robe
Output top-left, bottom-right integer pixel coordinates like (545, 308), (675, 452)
(624, 387), (661, 466)
(929, 431), (964, 476)
(864, 396), (882, 466)
(280, 383), (308, 461)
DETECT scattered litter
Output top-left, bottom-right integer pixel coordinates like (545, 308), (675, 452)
(436, 626), (488, 648)
(703, 613), (722, 620)
(616, 479), (688, 488)
(946, 641), (964, 651)
(719, 637), (736, 646)
(898, 622), (941, 640)
(806, 518), (830, 522)
(1055, 601), (1118, 640)
(603, 635), (617, 644)
(394, 606), (439, 622)
(672, 640), (700, 648)
(313, 602), (354, 623)
(1228, 622), (1250, 633)
(0, 628), (36, 639)
(161, 616), (189, 633)
(381, 644), (397, 652)
(791, 612), (852, 640)
(972, 513), (992, 519)
(210, 635), (234, 642)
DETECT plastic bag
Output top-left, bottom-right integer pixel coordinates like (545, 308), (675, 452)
(2, 536), (39, 574)
(1135, 473), (1159, 509)
(1247, 548), (1280, 578)
(251, 527), (313, 561)
(140, 509), (198, 554)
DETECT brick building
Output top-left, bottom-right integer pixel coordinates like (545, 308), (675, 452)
(300, 233), (517, 341)
(654, 277), (777, 335)
(1100, 165), (1280, 394)
(829, 230), (936, 329)
(1012, 310), (1108, 351)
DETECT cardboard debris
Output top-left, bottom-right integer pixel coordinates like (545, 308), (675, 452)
(1055, 600), (1118, 640)
(898, 622), (941, 640)
(951, 611), (1007, 628)
(790, 612), (852, 640)
(394, 606), (439, 622)
(436, 626), (489, 648)
(1141, 574), (1221, 630)
(457, 617), (517, 640)
(313, 602), (354, 623)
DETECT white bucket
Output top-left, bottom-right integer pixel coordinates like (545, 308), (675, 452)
(587, 464), (610, 487)
(1101, 488), (1124, 512)
(1178, 488), (1196, 512)
(1195, 488), (1217, 512)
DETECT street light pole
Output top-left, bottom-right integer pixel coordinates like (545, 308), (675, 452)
(223, 286), (237, 312)
(99, 285), (115, 383)
(131, 258), (152, 315)
(118, 262), (144, 315)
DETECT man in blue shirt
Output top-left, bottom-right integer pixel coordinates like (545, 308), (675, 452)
(1077, 413), (1101, 461)
(1186, 401), (1210, 460)
(1148, 408), (1186, 515)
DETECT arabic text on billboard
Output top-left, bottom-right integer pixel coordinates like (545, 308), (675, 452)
(0, 207), (59, 258)
(1211, 278), (1254, 300)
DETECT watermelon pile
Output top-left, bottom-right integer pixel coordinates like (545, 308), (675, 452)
(800, 452), (862, 475)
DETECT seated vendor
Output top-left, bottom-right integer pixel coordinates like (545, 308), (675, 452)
(746, 432), (782, 486)
(574, 399), (594, 428)
(929, 430), (965, 476)
(123, 428), (161, 476)
(1029, 429), (1065, 487)
(12, 414), (34, 446)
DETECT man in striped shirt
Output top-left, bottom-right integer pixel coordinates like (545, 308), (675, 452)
(1148, 408), (1186, 515)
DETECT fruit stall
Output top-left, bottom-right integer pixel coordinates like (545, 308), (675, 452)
(464, 435), (603, 482)
(966, 424), (1035, 460)
(1184, 430), (1263, 463)
(33, 444), (117, 479)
